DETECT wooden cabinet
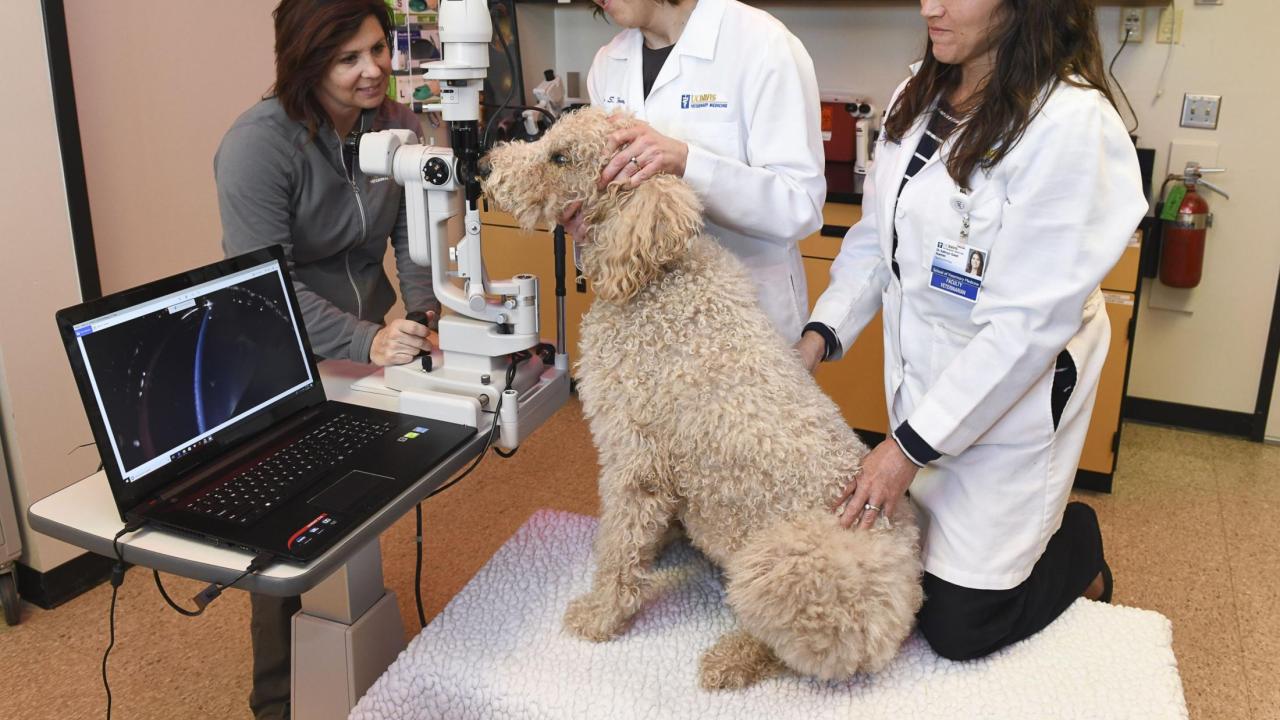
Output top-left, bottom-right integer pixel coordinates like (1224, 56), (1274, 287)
(803, 257), (889, 432)
(481, 198), (1139, 492)
(1078, 292), (1134, 478)
(801, 204), (1141, 492)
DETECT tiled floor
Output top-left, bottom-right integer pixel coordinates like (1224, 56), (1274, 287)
(0, 407), (1276, 719)
(1073, 423), (1280, 720)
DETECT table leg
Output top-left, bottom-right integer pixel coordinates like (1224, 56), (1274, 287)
(291, 540), (406, 719)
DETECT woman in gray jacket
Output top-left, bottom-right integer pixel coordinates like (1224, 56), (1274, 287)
(216, 0), (438, 367)
(214, 1), (435, 717)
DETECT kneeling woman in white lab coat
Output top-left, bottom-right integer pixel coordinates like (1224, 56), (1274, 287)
(799, 0), (1148, 660)
(563, 0), (826, 343)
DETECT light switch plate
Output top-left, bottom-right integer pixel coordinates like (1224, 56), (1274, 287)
(1180, 94), (1221, 130)
(1157, 7), (1183, 43)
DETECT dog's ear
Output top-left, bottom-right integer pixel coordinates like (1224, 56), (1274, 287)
(584, 176), (703, 303)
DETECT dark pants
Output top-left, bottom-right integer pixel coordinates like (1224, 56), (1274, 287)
(917, 502), (1105, 661)
(249, 592), (301, 720)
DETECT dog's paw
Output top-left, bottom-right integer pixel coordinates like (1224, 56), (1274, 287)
(698, 631), (784, 690)
(562, 593), (625, 642)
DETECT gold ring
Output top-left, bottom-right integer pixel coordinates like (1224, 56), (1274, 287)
(863, 503), (882, 513)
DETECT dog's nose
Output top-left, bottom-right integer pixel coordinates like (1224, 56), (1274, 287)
(477, 157), (492, 179)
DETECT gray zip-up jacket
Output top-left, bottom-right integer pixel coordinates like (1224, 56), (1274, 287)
(215, 97), (437, 363)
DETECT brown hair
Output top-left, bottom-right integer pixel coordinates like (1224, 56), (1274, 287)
(593, 0), (683, 20)
(883, 0), (1115, 187)
(270, 0), (393, 139)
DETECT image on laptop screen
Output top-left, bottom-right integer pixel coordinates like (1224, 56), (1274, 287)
(70, 260), (314, 483)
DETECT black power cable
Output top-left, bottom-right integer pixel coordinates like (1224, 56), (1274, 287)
(410, 345), (553, 626)
(481, 1), (520, 152)
(414, 503), (428, 628)
(151, 552), (270, 617)
(1109, 28), (1140, 136)
(103, 520), (269, 720)
(103, 521), (144, 720)
(408, 378), (505, 627)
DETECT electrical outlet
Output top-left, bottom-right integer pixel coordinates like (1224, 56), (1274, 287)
(1120, 8), (1144, 43)
(1157, 7), (1183, 43)
(1180, 94), (1221, 129)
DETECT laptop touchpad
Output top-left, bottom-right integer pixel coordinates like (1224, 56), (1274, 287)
(310, 470), (391, 512)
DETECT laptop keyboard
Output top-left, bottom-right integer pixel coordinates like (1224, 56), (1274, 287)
(183, 413), (394, 525)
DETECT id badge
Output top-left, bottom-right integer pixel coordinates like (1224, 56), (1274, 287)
(928, 240), (988, 303)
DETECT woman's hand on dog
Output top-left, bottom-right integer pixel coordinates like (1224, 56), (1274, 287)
(602, 120), (690, 187)
(833, 439), (919, 530)
(371, 315), (435, 367)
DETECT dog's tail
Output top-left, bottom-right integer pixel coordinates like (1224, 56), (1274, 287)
(724, 509), (923, 680)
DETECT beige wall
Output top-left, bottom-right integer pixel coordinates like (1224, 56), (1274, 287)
(49, 0), (1280, 431)
(553, 1), (1280, 422)
(67, 0), (551, 320)
(0, 0), (102, 571)
(1095, 4), (1280, 415)
(64, 0), (278, 294)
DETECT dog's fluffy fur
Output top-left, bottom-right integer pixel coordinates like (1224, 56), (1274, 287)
(482, 108), (923, 689)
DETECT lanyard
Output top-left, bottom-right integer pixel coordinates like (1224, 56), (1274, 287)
(950, 187), (973, 243)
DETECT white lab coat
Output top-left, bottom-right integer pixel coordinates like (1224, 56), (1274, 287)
(810, 78), (1148, 590)
(587, 0), (826, 343)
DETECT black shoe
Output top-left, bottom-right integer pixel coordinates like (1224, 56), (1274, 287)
(1097, 560), (1113, 604)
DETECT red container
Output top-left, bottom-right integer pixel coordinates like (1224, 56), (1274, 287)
(822, 101), (856, 162)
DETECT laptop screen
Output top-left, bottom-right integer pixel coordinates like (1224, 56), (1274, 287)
(69, 259), (315, 485)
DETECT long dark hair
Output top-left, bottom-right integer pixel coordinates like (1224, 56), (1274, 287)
(884, 0), (1115, 186)
(270, 0), (393, 139)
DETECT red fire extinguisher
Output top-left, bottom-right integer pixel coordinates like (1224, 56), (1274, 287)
(1159, 162), (1229, 289)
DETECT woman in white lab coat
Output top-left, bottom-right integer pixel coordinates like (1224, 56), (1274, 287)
(800, 0), (1148, 660)
(565, 0), (826, 343)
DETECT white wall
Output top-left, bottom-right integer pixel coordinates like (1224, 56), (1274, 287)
(0, 0), (102, 571)
(550, 0), (1280, 422)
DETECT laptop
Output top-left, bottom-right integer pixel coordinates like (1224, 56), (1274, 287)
(55, 246), (476, 563)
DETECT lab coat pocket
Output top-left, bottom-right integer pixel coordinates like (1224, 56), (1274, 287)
(980, 364), (1055, 447)
(927, 322), (975, 386)
(681, 122), (742, 161)
(928, 322), (1054, 447)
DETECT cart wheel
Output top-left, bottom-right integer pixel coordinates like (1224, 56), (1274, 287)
(0, 572), (19, 626)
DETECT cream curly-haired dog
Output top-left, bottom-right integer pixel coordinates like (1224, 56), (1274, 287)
(481, 108), (922, 689)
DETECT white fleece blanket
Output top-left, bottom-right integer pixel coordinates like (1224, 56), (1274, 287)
(352, 510), (1188, 720)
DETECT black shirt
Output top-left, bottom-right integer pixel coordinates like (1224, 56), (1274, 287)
(642, 43), (676, 100)
(890, 103), (961, 280)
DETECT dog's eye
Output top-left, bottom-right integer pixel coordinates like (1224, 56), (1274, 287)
(551, 153), (570, 166)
